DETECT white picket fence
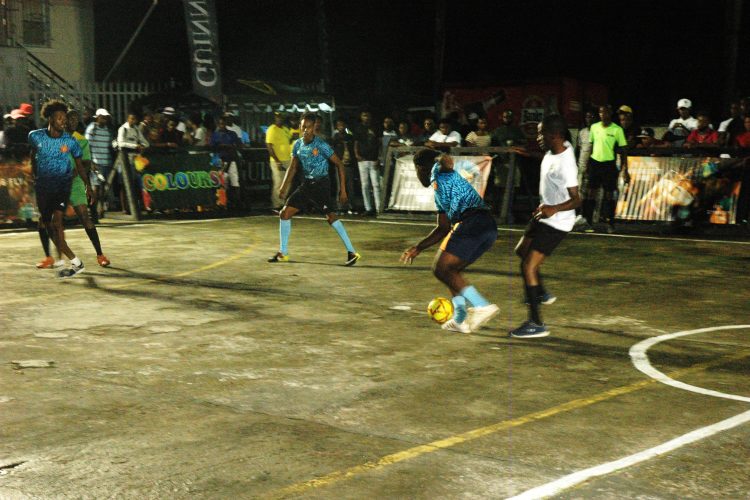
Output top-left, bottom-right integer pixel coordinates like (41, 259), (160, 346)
(28, 80), (165, 124)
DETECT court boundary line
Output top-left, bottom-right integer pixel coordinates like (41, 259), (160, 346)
(264, 347), (750, 499)
(508, 325), (750, 499)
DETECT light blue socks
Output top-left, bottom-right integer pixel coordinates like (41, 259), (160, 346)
(330, 220), (355, 253)
(452, 296), (468, 323)
(461, 285), (490, 308)
(280, 219), (291, 255)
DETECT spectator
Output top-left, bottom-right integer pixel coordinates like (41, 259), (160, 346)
(18, 102), (36, 129)
(393, 120), (415, 147)
(381, 117), (398, 165)
(725, 97), (749, 147)
(3, 109), (31, 153)
(266, 112), (293, 210)
(465, 117), (491, 147)
(330, 118), (360, 213)
(289, 114), (300, 142)
(314, 115), (327, 141)
(116, 112), (150, 214)
(85, 108), (114, 216)
(161, 118), (184, 147)
(138, 112), (155, 137)
(223, 112), (248, 144)
(210, 116), (242, 210)
(635, 127), (669, 149)
(583, 104), (627, 233)
(425, 118), (461, 150)
(575, 109), (595, 188)
(491, 110), (526, 147)
(617, 105), (640, 147)
(684, 112), (719, 148)
(0, 113), (12, 148)
(733, 115), (750, 148)
(354, 111), (382, 216)
(184, 113), (208, 146)
(81, 106), (95, 130)
(162, 106), (187, 134)
(718, 101), (741, 146)
(416, 117), (437, 145)
(663, 98), (698, 146)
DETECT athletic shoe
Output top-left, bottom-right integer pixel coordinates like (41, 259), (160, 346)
(509, 320), (550, 338)
(36, 256), (54, 269)
(53, 259), (65, 268)
(57, 261), (84, 279)
(97, 255), (111, 267)
(468, 303), (500, 330)
(267, 252), (289, 263)
(524, 292), (557, 305)
(345, 252), (361, 266)
(441, 318), (471, 334)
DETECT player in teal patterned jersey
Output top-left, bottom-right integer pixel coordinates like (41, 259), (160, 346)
(401, 148), (499, 333)
(29, 99), (92, 278)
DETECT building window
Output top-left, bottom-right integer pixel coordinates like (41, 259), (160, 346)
(22, 0), (50, 47)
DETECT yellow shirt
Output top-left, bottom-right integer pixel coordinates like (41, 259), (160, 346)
(265, 124), (292, 162)
(589, 122), (627, 162)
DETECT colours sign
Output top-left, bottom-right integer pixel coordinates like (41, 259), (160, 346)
(138, 150), (224, 210)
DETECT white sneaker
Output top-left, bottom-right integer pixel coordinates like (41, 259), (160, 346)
(53, 259), (65, 268)
(441, 318), (471, 333)
(468, 304), (500, 331)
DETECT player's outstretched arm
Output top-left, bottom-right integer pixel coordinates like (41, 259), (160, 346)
(401, 213), (451, 264)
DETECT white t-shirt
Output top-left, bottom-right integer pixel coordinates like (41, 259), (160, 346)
(539, 144), (578, 232)
(668, 116), (698, 136)
(428, 130), (462, 144)
(718, 117), (734, 133)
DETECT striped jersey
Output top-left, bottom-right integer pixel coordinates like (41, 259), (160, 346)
(85, 122), (113, 166)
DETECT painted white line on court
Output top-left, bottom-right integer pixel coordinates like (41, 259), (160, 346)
(507, 409), (750, 500)
(0, 217), (224, 238)
(508, 325), (750, 500)
(630, 325), (750, 403)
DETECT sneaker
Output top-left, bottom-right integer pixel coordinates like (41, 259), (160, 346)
(345, 252), (361, 266)
(582, 223), (595, 233)
(468, 303), (500, 330)
(524, 292), (557, 305)
(36, 256), (54, 269)
(509, 320), (550, 338)
(267, 252), (289, 263)
(97, 255), (111, 267)
(53, 259), (65, 268)
(441, 318), (471, 334)
(57, 261), (84, 278)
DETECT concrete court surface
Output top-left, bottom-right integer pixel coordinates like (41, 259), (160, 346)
(1, 214), (749, 499)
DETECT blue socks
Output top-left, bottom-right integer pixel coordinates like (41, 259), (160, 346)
(330, 220), (355, 253)
(452, 296), (468, 323)
(461, 285), (490, 308)
(279, 219), (291, 255)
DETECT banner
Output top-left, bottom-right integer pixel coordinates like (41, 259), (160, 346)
(138, 150), (224, 210)
(387, 156), (492, 212)
(616, 156), (741, 225)
(183, 0), (222, 104)
(0, 155), (36, 223)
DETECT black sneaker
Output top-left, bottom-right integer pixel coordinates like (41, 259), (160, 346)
(57, 261), (84, 278)
(345, 252), (361, 266)
(509, 320), (550, 338)
(267, 252), (289, 263)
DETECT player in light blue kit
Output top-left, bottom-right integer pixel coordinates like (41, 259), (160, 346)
(268, 112), (360, 265)
(401, 148), (499, 333)
(29, 99), (93, 278)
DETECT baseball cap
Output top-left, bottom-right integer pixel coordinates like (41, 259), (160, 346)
(636, 127), (655, 138)
(10, 109), (25, 120)
(162, 106), (176, 115)
(95, 108), (110, 117)
(467, 112), (479, 120)
(18, 103), (33, 115)
(618, 105), (633, 114)
(677, 98), (692, 109)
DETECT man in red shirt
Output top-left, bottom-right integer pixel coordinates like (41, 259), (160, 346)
(733, 115), (750, 148)
(684, 112), (719, 148)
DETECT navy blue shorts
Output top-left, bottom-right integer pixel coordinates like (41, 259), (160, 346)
(36, 187), (70, 223)
(439, 210), (497, 263)
(524, 219), (567, 256)
(286, 178), (334, 214)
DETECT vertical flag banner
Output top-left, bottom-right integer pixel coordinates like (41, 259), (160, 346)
(183, 0), (223, 103)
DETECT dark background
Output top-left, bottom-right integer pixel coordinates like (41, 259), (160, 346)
(94, 0), (749, 124)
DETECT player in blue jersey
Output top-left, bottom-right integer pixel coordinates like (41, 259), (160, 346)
(268, 112), (360, 265)
(401, 148), (499, 333)
(29, 100), (93, 278)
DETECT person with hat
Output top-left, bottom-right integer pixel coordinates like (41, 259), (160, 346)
(663, 98), (698, 146)
(635, 127), (669, 150)
(161, 106), (187, 134)
(85, 108), (114, 217)
(265, 112), (293, 210)
(617, 105), (640, 147)
(222, 111), (247, 144)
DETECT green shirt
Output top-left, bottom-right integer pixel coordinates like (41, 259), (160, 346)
(68, 131), (91, 178)
(589, 122), (627, 162)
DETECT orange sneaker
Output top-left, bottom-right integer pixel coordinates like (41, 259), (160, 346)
(97, 255), (111, 267)
(36, 256), (54, 269)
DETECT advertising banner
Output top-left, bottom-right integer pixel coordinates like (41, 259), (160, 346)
(616, 156), (741, 224)
(138, 150), (225, 210)
(0, 155), (36, 223)
(387, 155), (492, 212)
(183, 0), (222, 104)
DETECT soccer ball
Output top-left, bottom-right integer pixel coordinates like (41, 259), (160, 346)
(427, 297), (453, 324)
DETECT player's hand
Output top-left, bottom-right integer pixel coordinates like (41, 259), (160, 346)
(533, 204), (555, 220)
(339, 190), (348, 205)
(400, 246), (420, 264)
(85, 185), (94, 205)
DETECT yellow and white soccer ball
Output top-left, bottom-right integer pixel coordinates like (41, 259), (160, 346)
(427, 297), (453, 324)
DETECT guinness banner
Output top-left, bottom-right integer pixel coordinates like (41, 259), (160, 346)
(183, 0), (222, 103)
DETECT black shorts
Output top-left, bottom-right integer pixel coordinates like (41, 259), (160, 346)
(524, 219), (567, 256)
(286, 178), (334, 213)
(587, 159), (619, 191)
(439, 210), (497, 264)
(36, 188), (70, 223)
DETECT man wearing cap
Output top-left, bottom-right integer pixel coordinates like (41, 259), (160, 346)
(161, 107), (187, 134)
(85, 108), (114, 217)
(617, 105), (640, 147)
(223, 112), (248, 144)
(635, 128), (669, 150)
(664, 98), (698, 146)
(266, 112), (293, 210)
(3, 109), (32, 153)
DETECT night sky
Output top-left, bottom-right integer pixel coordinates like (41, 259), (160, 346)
(94, 0), (749, 123)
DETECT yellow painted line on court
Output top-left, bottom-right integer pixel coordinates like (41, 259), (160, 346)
(266, 350), (750, 499)
(0, 244), (257, 306)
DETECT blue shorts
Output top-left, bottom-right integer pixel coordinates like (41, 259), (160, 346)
(439, 210), (497, 263)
